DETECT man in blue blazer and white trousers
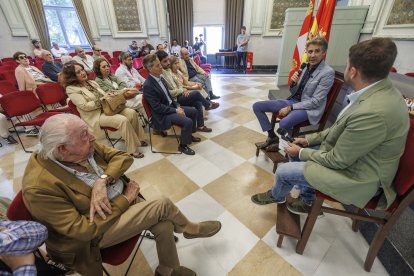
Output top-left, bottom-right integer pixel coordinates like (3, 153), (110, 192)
(253, 36), (335, 150)
(143, 54), (200, 155)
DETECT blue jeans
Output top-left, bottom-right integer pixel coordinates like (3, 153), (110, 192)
(252, 100), (308, 134)
(270, 147), (319, 205)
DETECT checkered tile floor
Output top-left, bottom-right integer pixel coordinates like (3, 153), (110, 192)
(0, 75), (388, 276)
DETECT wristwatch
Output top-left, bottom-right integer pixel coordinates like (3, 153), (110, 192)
(100, 174), (114, 185)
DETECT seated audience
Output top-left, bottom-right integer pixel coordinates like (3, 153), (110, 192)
(170, 39), (181, 57)
(0, 113), (17, 145)
(22, 113), (221, 275)
(156, 44), (165, 52)
(92, 45), (106, 61)
(253, 36), (334, 151)
(61, 62), (146, 158)
(94, 58), (146, 116)
(0, 218), (48, 276)
(179, 48), (220, 100)
(183, 40), (194, 57)
(127, 40), (140, 59)
(14, 51), (53, 92)
(115, 52), (146, 89)
(140, 40), (154, 57)
(143, 54), (200, 155)
(32, 39), (43, 58)
(170, 60), (209, 99)
(50, 41), (68, 58)
(72, 47), (94, 72)
(252, 38), (410, 215)
(41, 50), (62, 82)
(157, 52), (216, 133)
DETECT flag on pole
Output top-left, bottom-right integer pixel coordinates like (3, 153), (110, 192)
(288, 0), (315, 86)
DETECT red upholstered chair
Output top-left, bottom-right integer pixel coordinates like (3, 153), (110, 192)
(193, 55), (212, 73)
(85, 51), (93, 56)
(110, 65), (119, 74)
(69, 52), (77, 57)
(103, 54), (112, 63)
(132, 57), (144, 70)
(34, 58), (45, 70)
(289, 114), (414, 272)
(389, 66), (397, 72)
(0, 80), (17, 95)
(138, 68), (149, 79)
(1, 58), (15, 63)
(88, 71), (96, 80)
(110, 57), (120, 66)
(142, 95), (181, 154)
(7, 191), (33, 221)
(0, 70), (18, 88)
(405, 72), (414, 78)
(35, 83), (70, 112)
(1, 61), (18, 69)
(101, 51), (110, 57)
(0, 90), (62, 152)
(112, 51), (122, 59)
(67, 100), (121, 148)
(0, 65), (15, 72)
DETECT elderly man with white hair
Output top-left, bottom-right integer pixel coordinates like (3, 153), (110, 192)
(21, 113), (221, 276)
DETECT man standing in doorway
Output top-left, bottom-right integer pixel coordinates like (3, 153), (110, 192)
(236, 26), (250, 72)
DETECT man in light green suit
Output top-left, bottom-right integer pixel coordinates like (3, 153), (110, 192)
(252, 38), (409, 214)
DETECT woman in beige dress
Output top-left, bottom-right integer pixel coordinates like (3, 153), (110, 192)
(61, 62), (146, 158)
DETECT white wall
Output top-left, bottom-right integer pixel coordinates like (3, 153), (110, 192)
(193, 0), (225, 26)
(0, 8), (32, 58)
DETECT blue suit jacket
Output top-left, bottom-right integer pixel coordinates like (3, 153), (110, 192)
(288, 60), (335, 125)
(143, 75), (179, 130)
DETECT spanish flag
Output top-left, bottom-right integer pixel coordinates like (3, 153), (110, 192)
(288, 0), (337, 85)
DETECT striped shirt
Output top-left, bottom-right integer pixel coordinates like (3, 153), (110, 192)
(54, 156), (124, 200)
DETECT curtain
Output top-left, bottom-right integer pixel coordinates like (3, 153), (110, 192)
(26, 0), (51, 50)
(167, 0), (193, 47)
(224, 0), (244, 50)
(72, 0), (95, 47)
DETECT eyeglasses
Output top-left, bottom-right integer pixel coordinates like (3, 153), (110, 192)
(78, 50), (84, 53)
(18, 55), (27, 60)
(94, 49), (102, 52)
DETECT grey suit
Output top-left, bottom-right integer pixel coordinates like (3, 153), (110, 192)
(288, 60), (335, 124)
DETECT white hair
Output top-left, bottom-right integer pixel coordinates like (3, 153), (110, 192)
(38, 113), (84, 160)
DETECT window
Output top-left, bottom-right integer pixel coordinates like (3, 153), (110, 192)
(43, 0), (89, 48)
(193, 26), (223, 55)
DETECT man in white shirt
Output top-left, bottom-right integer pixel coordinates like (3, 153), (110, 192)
(50, 41), (68, 58)
(115, 52), (146, 89)
(72, 47), (94, 72)
(170, 39), (181, 57)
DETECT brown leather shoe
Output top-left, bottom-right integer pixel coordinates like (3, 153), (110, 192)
(206, 102), (219, 110)
(197, 126), (212, 132)
(183, 221), (221, 239)
(155, 266), (196, 276)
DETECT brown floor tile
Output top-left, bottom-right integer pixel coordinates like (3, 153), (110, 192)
(220, 83), (251, 92)
(211, 126), (267, 159)
(126, 159), (199, 203)
(217, 106), (256, 125)
(204, 162), (276, 238)
(0, 152), (14, 180)
(229, 241), (301, 276)
(103, 248), (153, 276)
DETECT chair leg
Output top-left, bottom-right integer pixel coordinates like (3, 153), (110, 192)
(277, 234), (284, 248)
(296, 197), (324, 254)
(103, 265), (110, 276)
(10, 121), (31, 153)
(273, 162), (277, 173)
(352, 208), (364, 232)
(148, 125), (181, 154)
(256, 147), (260, 157)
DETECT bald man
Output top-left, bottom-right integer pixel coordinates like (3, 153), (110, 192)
(72, 47), (94, 72)
(179, 48), (220, 100)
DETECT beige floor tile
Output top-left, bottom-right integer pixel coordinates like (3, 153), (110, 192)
(204, 162), (276, 238)
(229, 241), (301, 276)
(13, 176), (23, 192)
(211, 126), (267, 159)
(220, 83), (251, 92)
(126, 159), (199, 203)
(218, 106), (257, 125)
(256, 84), (278, 90)
(0, 152), (14, 180)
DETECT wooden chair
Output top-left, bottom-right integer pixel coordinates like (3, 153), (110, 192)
(255, 76), (344, 172)
(283, 114), (414, 272)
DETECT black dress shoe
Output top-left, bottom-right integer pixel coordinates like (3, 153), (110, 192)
(191, 136), (201, 142)
(179, 145), (195, 155)
(210, 94), (220, 100)
(257, 136), (279, 149)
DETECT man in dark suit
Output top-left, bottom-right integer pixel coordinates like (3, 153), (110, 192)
(142, 54), (200, 155)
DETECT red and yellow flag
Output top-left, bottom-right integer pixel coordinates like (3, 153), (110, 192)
(288, 0), (337, 85)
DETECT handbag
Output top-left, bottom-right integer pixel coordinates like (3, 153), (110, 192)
(101, 91), (126, 116)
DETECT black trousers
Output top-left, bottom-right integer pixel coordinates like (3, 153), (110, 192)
(236, 51), (247, 70)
